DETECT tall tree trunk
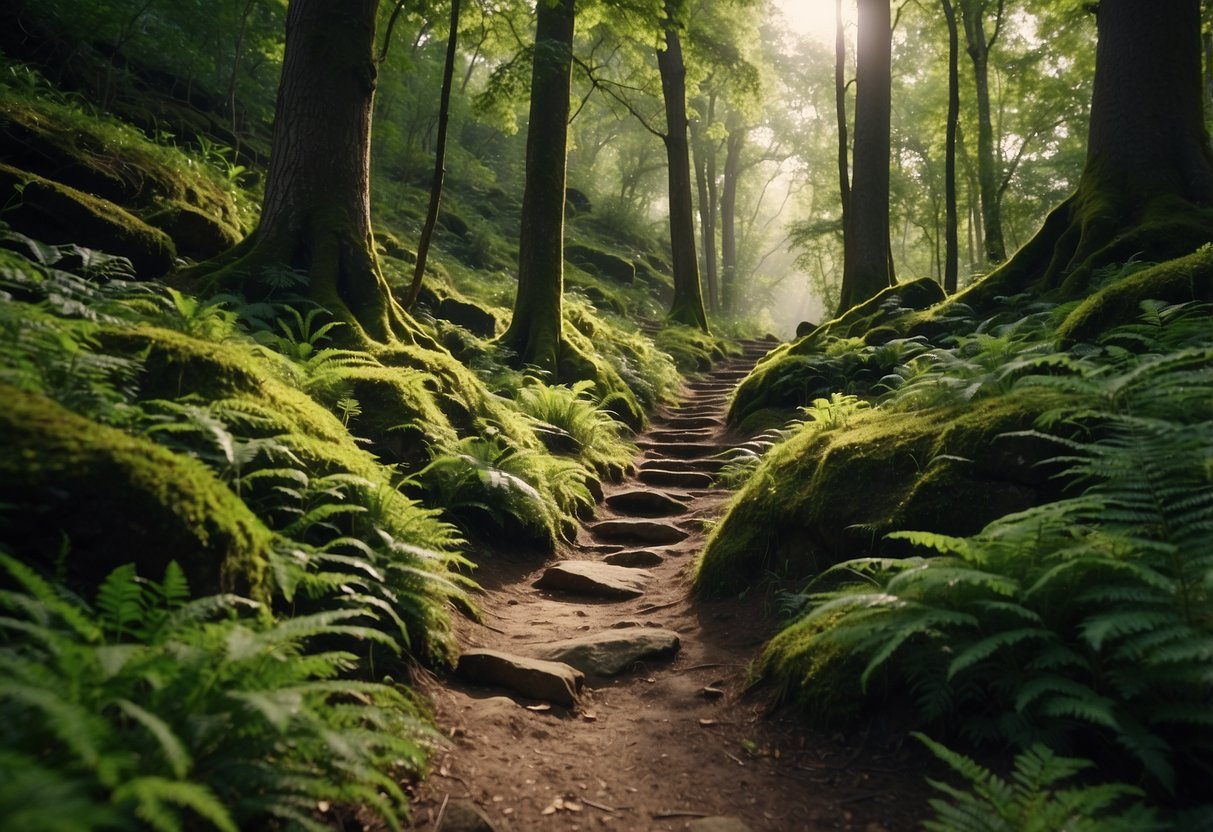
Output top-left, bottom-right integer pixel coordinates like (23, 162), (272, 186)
(964, 0), (1213, 306)
(500, 0), (575, 372)
(837, 0), (893, 313)
(191, 0), (414, 346)
(404, 0), (461, 309)
(720, 126), (744, 314)
(942, 0), (960, 293)
(961, 0), (1007, 265)
(658, 16), (708, 331)
(691, 107), (719, 313)
(835, 0), (850, 218)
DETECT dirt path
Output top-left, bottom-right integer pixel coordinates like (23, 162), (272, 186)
(408, 342), (927, 832)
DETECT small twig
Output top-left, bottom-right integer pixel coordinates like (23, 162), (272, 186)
(582, 798), (619, 813)
(723, 750), (746, 766)
(653, 810), (711, 819)
(674, 663), (744, 673)
(433, 794), (450, 831)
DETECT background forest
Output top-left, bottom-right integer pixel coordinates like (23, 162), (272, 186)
(0, 0), (1210, 829)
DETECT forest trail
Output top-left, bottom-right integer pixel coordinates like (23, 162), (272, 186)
(408, 342), (924, 832)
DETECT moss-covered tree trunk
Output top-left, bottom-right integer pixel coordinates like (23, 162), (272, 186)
(835, 0), (850, 221)
(658, 15), (709, 332)
(942, 0), (961, 293)
(499, 0), (575, 373)
(190, 0), (413, 346)
(961, 0), (1007, 265)
(837, 0), (893, 313)
(690, 104), (719, 313)
(963, 0), (1213, 308)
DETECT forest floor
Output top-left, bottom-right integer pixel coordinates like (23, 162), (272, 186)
(405, 343), (931, 832)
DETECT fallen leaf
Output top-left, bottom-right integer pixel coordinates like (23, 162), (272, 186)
(581, 712), (598, 722)
(526, 703), (552, 712)
(564, 800), (584, 812)
(698, 718), (718, 727)
(698, 685), (724, 700)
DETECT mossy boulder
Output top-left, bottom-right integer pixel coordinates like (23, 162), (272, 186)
(0, 100), (244, 258)
(566, 243), (635, 284)
(0, 384), (272, 599)
(0, 163), (175, 276)
(694, 392), (1069, 597)
(434, 296), (497, 338)
(1057, 247), (1213, 343)
(143, 199), (242, 260)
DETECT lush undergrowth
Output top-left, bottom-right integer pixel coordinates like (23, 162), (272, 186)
(698, 281), (1213, 826)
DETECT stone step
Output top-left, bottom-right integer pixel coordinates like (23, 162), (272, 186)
(604, 549), (664, 567)
(639, 457), (726, 473)
(535, 560), (653, 598)
(656, 415), (724, 430)
(637, 468), (716, 488)
(531, 629), (681, 677)
(646, 428), (717, 443)
(604, 489), (690, 517)
(671, 406), (727, 417)
(636, 440), (726, 459)
(589, 518), (691, 544)
(457, 648), (584, 706)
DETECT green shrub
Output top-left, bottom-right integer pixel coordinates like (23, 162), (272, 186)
(516, 379), (637, 479)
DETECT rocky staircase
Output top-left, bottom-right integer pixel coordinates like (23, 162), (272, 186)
(455, 338), (773, 702)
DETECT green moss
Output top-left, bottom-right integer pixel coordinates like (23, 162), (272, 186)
(1057, 246), (1213, 343)
(0, 162), (176, 276)
(695, 391), (1066, 597)
(0, 383), (273, 599)
(727, 280), (945, 428)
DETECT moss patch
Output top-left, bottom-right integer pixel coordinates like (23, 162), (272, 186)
(1057, 246), (1213, 343)
(695, 391), (1068, 597)
(0, 383), (273, 599)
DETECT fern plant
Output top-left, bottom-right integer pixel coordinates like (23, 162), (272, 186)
(405, 435), (592, 550)
(0, 553), (432, 832)
(764, 338), (1213, 796)
(515, 379), (637, 479)
(917, 734), (1161, 832)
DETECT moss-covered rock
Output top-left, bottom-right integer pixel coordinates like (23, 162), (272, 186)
(143, 199), (242, 260)
(0, 163), (175, 276)
(566, 242), (635, 284)
(1057, 246), (1213, 343)
(0, 384), (273, 599)
(694, 392), (1068, 597)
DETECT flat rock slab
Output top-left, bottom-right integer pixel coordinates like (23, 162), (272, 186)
(589, 518), (690, 544)
(457, 648), (584, 706)
(605, 489), (690, 517)
(637, 468), (716, 488)
(604, 549), (664, 567)
(533, 628), (681, 676)
(535, 560), (653, 598)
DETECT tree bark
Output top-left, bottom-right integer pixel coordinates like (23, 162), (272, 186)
(658, 16), (709, 331)
(500, 0), (576, 372)
(404, 0), (461, 310)
(837, 0), (893, 313)
(835, 0), (850, 220)
(191, 0), (413, 346)
(720, 125), (744, 314)
(960, 0), (1007, 265)
(963, 0), (1213, 306)
(941, 0), (960, 294)
(690, 108), (719, 313)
